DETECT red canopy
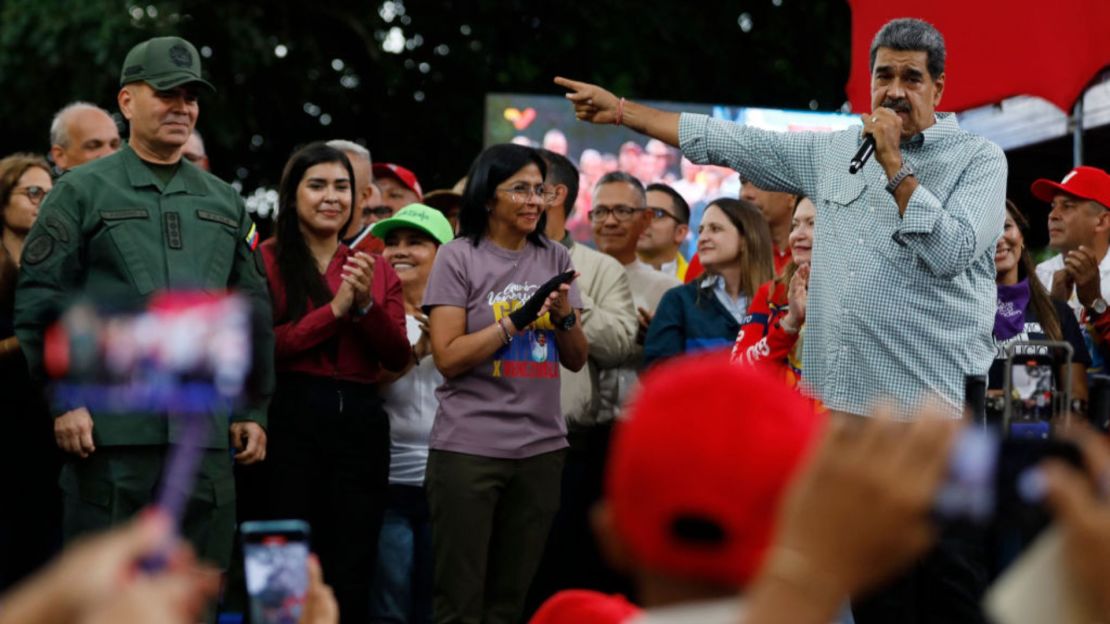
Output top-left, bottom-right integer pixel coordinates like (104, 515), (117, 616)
(846, 0), (1110, 114)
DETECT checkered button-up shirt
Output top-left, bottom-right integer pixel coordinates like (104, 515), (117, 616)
(680, 112), (1006, 416)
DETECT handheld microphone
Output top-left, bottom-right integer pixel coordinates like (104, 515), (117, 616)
(849, 136), (875, 175)
(848, 104), (897, 174)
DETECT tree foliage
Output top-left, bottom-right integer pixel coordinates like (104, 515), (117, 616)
(0, 0), (850, 192)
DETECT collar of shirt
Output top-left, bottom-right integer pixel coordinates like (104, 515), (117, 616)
(120, 142), (210, 195)
(912, 112), (959, 148)
(703, 274), (748, 324)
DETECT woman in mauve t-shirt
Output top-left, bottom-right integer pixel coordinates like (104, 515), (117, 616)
(423, 143), (587, 623)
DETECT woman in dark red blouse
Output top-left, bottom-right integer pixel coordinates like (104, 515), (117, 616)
(730, 197), (814, 386)
(252, 142), (407, 622)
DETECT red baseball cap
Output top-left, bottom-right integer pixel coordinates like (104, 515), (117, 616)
(529, 590), (640, 624)
(1031, 166), (1110, 209)
(373, 162), (423, 200)
(606, 353), (824, 588)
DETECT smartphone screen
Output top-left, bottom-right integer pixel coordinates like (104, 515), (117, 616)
(1003, 341), (1074, 440)
(1008, 358), (1055, 439)
(242, 520), (310, 624)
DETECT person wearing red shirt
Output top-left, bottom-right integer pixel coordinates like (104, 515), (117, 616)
(731, 197), (814, 385)
(253, 142), (408, 622)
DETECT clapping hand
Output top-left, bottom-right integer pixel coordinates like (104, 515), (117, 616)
(508, 270), (576, 331)
(341, 251), (376, 312)
(1064, 246), (1102, 308)
(413, 311), (432, 360)
(783, 263), (810, 331)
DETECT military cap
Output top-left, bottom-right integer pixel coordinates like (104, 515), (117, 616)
(119, 36), (215, 93)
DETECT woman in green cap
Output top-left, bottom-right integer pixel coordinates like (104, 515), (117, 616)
(367, 203), (453, 624)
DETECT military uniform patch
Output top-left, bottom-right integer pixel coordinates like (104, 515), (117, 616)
(23, 235), (54, 265)
(44, 216), (71, 243)
(164, 212), (182, 249)
(169, 44), (193, 68)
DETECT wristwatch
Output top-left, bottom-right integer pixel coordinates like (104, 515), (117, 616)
(552, 311), (577, 331)
(885, 161), (914, 195)
(1089, 297), (1109, 316)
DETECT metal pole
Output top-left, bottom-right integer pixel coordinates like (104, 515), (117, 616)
(1073, 97), (1085, 167)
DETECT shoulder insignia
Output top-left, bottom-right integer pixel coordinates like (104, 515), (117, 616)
(44, 216), (71, 243)
(23, 235), (54, 265)
(245, 222), (259, 251)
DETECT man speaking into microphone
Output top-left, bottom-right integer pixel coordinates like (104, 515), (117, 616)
(556, 18), (1006, 418)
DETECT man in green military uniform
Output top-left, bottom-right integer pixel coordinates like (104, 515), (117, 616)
(14, 36), (274, 570)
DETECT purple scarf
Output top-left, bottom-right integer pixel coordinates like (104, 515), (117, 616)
(994, 279), (1031, 340)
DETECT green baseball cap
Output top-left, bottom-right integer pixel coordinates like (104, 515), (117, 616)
(370, 203), (454, 245)
(119, 36), (215, 93)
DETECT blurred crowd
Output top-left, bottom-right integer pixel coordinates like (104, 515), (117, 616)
(5, 21), (1110, 624)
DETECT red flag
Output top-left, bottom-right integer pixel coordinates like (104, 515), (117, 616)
(846, 0), (1110, 114)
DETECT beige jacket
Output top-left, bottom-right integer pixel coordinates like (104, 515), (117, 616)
(596, 260), (681, 423)
(559, 238), (638, 428)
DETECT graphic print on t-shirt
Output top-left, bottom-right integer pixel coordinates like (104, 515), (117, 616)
(488, 282), (559, 379)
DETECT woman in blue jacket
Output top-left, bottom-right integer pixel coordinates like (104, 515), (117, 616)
(644, 198), (773, 367)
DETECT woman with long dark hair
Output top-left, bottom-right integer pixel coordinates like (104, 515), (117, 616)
(989, 200), (1088, 401)
(256, 142), (408, 622)
(423, 143), (587, 623)
(0, 154), (60, 590)
(643, 197), (773, 367)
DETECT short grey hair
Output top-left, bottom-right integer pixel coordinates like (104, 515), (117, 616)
(50, 102), (110, 148)
(869, 18), (946, 80)
(326, 139), (371, 164)
(593, 171), (646, 206)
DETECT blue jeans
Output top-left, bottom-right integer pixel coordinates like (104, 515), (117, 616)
(369, 484), (433, 624)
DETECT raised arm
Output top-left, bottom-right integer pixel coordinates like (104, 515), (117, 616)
(554, 76), (824, 198)
(554, 77), (680, 147)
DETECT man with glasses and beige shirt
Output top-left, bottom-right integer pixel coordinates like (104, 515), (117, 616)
(590, 171), (680, 421)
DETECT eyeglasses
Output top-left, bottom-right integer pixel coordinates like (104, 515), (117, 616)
(366, 206), (394, 219)
(13, 186), (49, 205)
(498, 184), (557, 204)
(649, 207), (684, 224)
(590, 205), (644, 223)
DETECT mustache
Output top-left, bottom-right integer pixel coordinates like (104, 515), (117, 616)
(881, 99), (911, 113)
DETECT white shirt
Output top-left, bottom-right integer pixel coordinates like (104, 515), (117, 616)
(1035, 252), (1110, 318)
(1036, 252), (1110, 371)
(380, 314), (443, 486)
(624, 259), (681, 312)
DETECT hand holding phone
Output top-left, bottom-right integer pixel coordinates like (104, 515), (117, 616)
(242, 520), (311, 624)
